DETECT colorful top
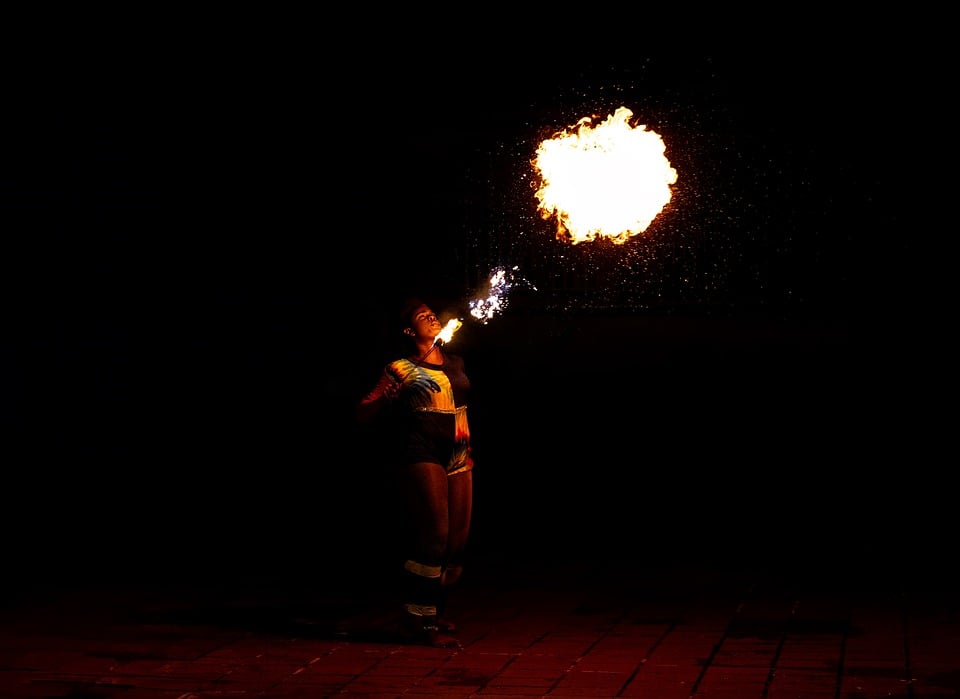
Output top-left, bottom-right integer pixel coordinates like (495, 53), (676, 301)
(363, 353), (473, 475)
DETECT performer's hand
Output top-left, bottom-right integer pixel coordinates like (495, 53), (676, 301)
(382, 378), (402, 401)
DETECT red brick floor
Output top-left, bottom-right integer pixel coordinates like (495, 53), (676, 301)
(0, 557), (957, 698)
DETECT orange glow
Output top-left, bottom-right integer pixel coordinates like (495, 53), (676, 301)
(534, 106), (677, 245)
(437, 318), (463, 345)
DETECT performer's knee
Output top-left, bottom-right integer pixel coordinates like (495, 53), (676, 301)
(442, 564), (463, 587)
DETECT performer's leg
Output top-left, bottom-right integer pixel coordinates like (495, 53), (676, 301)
(398, 461), (458, 647)
(438, 470), (473, 632)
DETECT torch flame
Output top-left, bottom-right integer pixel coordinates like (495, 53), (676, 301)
(534, 106), (677, 245)
(436, 318), (463, 345)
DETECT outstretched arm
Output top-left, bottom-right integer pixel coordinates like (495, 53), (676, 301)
(356, 370), (400, 423)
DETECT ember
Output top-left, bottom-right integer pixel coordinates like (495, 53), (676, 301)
(469, 266), (520, 324)
(435, 266), (531, 347)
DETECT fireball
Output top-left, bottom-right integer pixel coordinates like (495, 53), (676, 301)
(534, 106), (677, 245)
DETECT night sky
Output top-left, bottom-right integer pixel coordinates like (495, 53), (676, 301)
(6, 44), (938, 578)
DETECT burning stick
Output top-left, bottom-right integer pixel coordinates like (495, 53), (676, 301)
(412, 317), (463, 367)
(434, 318), (463, 346)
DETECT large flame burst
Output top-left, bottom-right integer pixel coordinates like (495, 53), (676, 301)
(533, 106), (677, 245)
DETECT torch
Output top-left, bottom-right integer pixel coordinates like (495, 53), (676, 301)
(409, 265), (525, 368)
(414, 317), (463, 367)
(435, 318), (463, 346)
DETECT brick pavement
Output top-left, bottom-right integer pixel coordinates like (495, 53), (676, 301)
(0, 555), (957, 698)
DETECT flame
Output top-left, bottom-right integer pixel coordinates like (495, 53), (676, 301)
(436, 318), (463, 345)
(534, 106), (677, 245)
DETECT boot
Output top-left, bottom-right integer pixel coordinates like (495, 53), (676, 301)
(435, 589), (456, 633)
(438, 564), (462, 634)
(399, 611), (460, 648)
(437, 615), (456, 633)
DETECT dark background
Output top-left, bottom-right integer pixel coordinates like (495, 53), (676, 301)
(5, 37), (941, 586)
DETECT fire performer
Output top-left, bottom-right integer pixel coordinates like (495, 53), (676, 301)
(355, 296), (473, 648)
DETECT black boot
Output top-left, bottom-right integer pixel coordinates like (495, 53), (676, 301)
(399, 610), (460, 648)
(399, 560), (459, 647)
(437, 564), (461, 633)
(436, 585), (456, 633)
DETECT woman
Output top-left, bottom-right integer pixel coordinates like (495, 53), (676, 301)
(355, 297), (474, 648)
